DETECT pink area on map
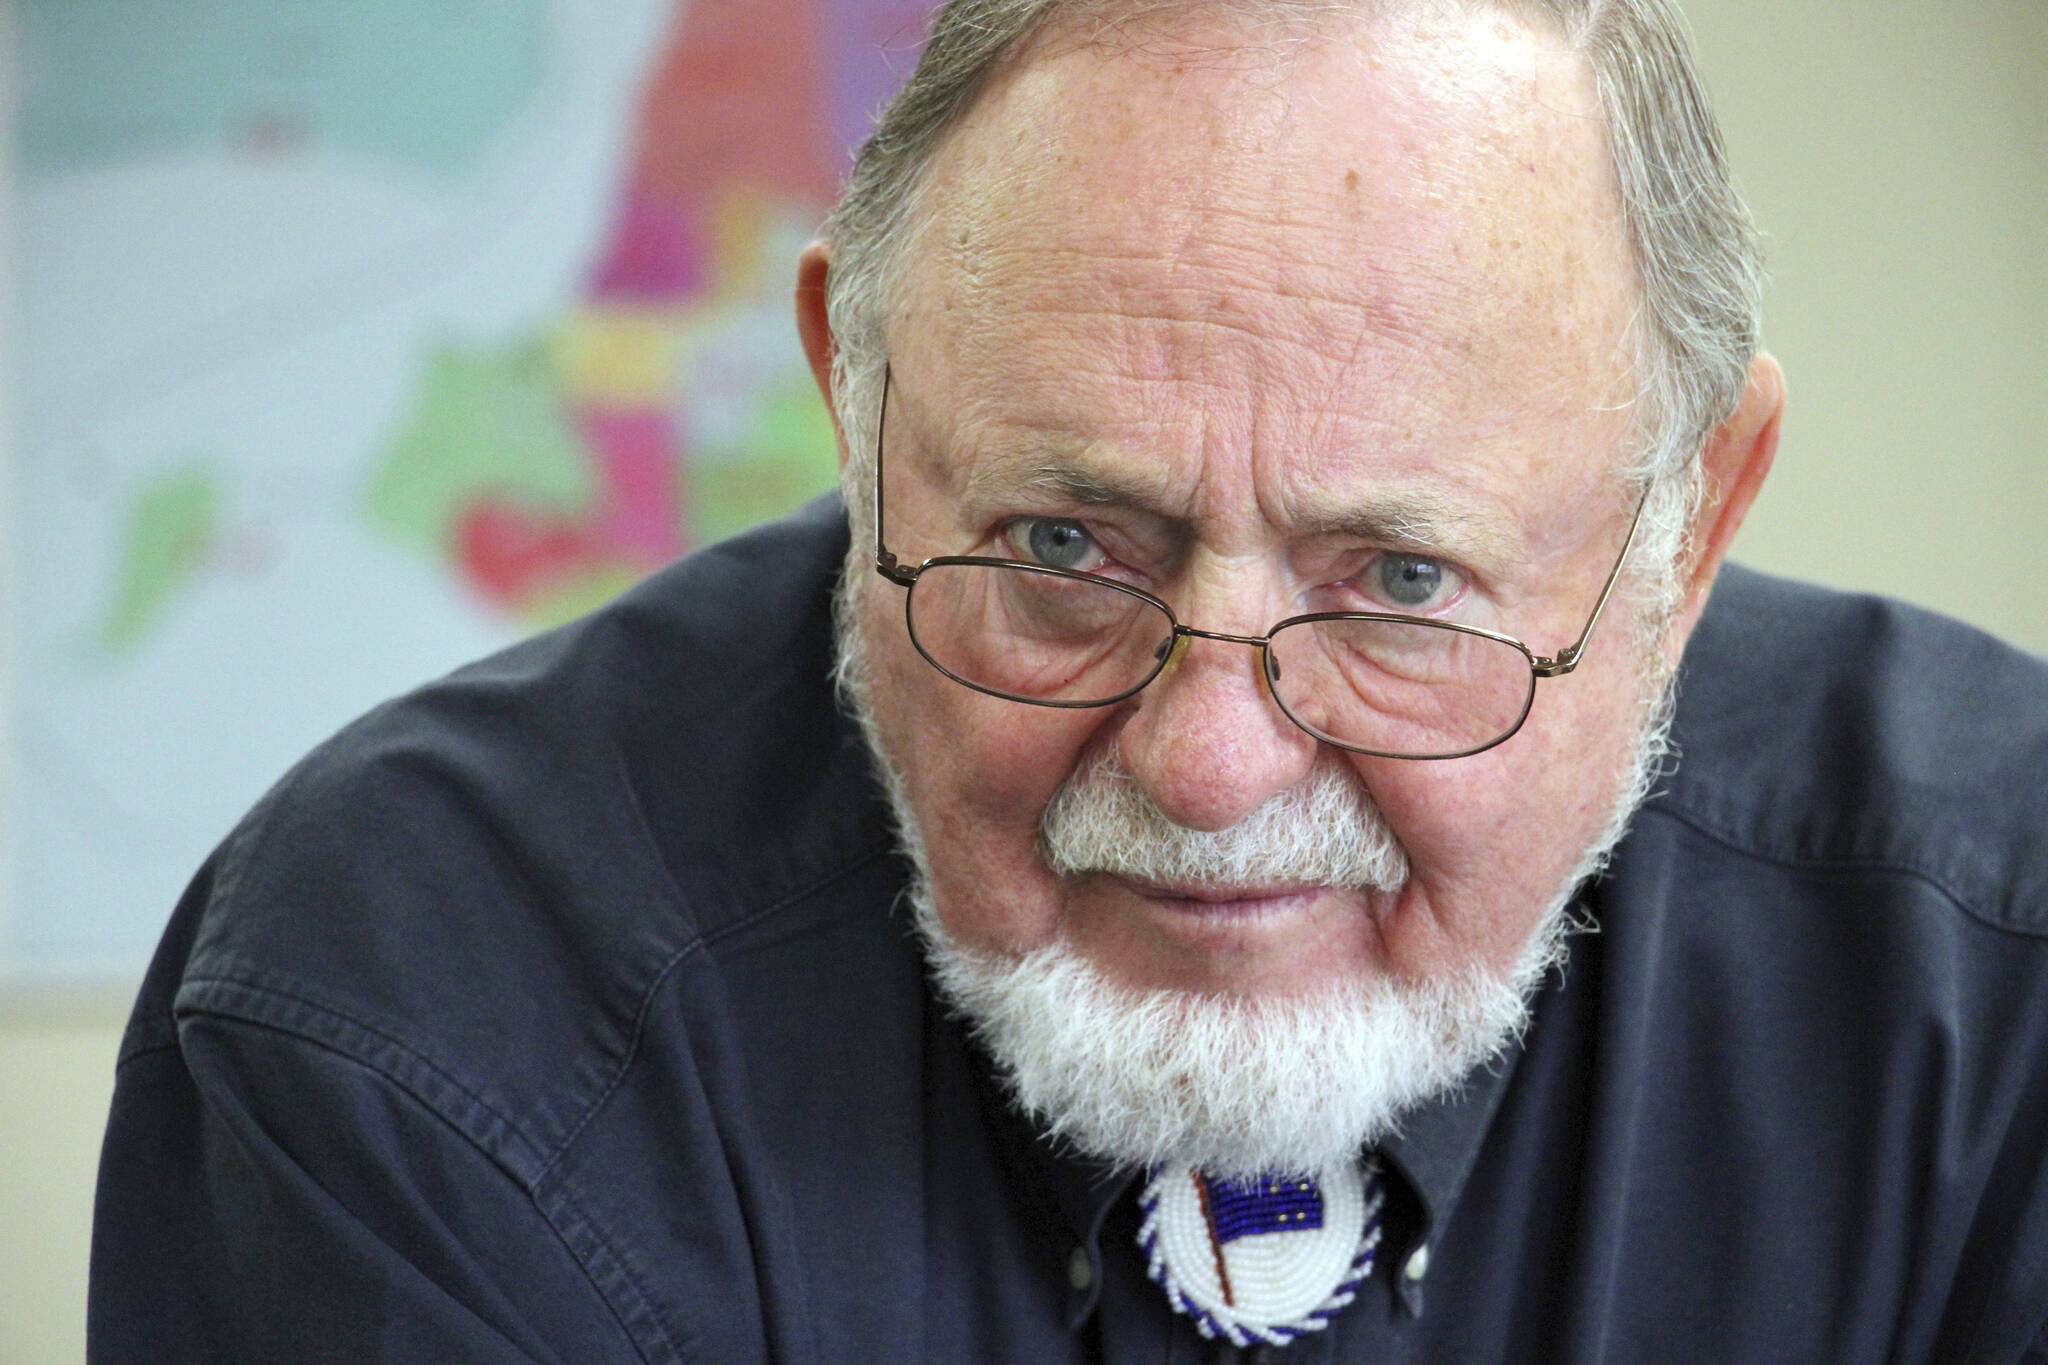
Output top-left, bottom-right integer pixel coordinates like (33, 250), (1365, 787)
(589, 191), (704, 302)
(581, 408), (685, 565)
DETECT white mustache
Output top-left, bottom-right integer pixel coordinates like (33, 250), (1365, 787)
(1039, 749), (1410, 893)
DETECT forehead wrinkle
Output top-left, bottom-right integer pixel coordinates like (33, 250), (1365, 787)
(936, 222), (1542, 453)
(911, 25), (1637, 421)
(965, 292), (1480, 435)
(957, 203), (1496, 365)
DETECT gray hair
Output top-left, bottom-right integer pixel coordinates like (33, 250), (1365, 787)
(820, 0), (1764, 609)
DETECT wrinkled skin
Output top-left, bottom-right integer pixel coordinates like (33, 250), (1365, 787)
(797, 8), (1781, 1001)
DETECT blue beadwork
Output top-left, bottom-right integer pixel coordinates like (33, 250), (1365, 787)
(1139, 1159), (1387, 1348)
(1201, 1172), (1325, 1242)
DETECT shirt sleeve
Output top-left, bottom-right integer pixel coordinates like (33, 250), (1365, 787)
(89, 1008), (640, 1364)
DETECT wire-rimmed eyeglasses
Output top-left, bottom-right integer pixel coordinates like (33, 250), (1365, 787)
(869, 365), (1646, 760)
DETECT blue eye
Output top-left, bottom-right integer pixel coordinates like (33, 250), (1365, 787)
(1023, 519), (1097, 570)
(1376, 554), (1445, 608)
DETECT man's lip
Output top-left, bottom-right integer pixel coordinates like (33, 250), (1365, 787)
(1110, 875), (1329, 906)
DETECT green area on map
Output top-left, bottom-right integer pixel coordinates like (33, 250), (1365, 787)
(96, 462), (221, 658)
(689, 381), (842, 547)
(367, 337), (596, 556)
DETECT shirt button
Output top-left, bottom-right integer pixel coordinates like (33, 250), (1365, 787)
(1404, 1244), (1430, 1282)
(1068, 1246), (1095, 1293)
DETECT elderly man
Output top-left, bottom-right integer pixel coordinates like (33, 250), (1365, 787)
(92, 0), (2047, 1360)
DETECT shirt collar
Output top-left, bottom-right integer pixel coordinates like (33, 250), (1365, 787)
(1374, 1002), (1529, 1314)
(968, 1037), (1138, 1329)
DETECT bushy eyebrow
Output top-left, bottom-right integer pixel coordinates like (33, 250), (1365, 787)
(961, 453), (1176, 513)
(961, 452), (1523, 575)
(1296, 499), (1524, 572)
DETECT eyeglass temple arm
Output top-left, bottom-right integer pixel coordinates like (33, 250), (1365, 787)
(872, 364), (919, 586)
(1528, 489), (1650, 678)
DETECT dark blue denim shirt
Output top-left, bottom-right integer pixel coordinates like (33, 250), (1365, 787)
(91, 496), (2048, 1362)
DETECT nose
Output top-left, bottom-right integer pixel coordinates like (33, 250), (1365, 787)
(1113, 628), (1322, 832)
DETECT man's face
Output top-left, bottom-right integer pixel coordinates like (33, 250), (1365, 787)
(856, 11), (1652, 1006)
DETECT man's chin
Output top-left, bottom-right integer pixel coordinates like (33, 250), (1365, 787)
(913, 884), (1545, 1180)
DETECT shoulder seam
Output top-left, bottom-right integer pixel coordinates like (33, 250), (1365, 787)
(532, 838), (901, 1181)
(177, 976), (548, 1181)
(168, 997), (667, 1362)
(700, 838), (902, 953)
(534, 1180), (682, 1365)
(1637, 801), (2047, 941)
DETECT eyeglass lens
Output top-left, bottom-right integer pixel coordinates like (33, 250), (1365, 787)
(905, 560), (1536, 758)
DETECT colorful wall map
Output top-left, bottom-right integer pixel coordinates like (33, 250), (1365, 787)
(9, 0), (931, 981)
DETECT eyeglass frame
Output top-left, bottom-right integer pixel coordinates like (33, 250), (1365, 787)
(868, 362), (1649, 760)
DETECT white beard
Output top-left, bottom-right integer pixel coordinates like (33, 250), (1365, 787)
(834, 545), (1673, 1180)
(910, 751), (1564, 1180)
(914, 897), (1553, 1181)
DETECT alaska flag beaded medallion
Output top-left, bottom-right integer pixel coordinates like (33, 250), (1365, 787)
(1138, 1157), (1385, 1346)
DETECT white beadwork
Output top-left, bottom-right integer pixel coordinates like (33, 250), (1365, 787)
(1138, 1158), (1384, 1347)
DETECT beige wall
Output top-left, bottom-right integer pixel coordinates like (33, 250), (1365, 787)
(0, 1004), (125, 1365)
(1688, 1), (2048, 655)
(2, 5), (2043, 1362)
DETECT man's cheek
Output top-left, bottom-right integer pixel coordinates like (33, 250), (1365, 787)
(925, 699), (1107, 827)
(1348, 753), (1533, 886)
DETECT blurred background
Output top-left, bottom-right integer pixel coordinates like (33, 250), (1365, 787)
(1, 1), (2041, 1358)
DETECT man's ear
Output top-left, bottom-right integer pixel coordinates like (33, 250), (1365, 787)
(795, 239), (850, 471)
(1669, 352), (1785, 650)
